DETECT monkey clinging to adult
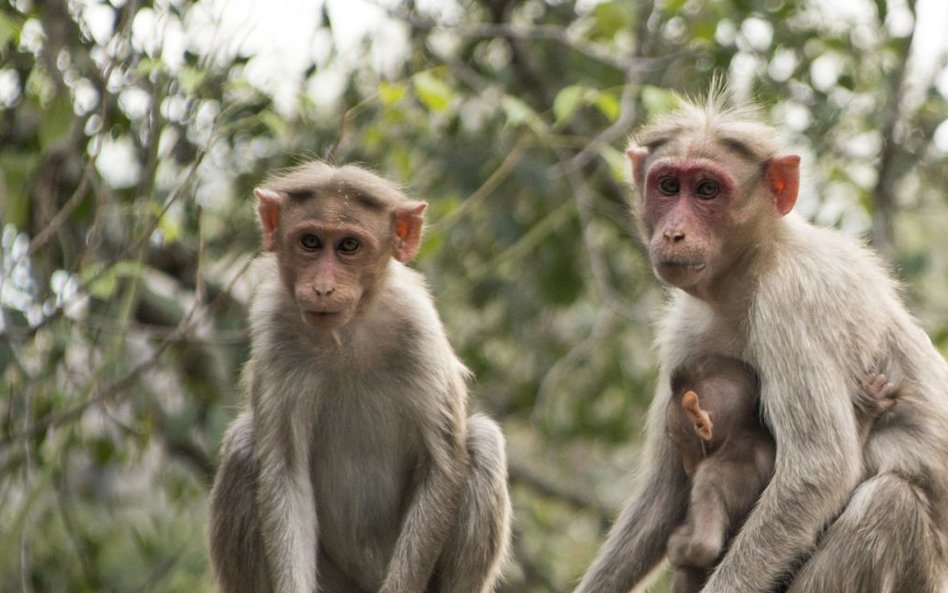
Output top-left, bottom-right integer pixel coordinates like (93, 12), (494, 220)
(664, 355), (774, 593)
(664, 356), (898, 593)
(574, 92), (948, 593)
(208, 162), (511, 593)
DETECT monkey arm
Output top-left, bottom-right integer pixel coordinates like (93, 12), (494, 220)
(574, 385), (690, 593)
(702, 343), (862, 592)
(380, 394), (468, 593)
(253, 381), (319, 593)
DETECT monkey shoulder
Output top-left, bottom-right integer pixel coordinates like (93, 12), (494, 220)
(379, 263), (463, 362)
(366, 263), (470, 405)
(750, 216), (899, 357)
(765, 215), (899, 310)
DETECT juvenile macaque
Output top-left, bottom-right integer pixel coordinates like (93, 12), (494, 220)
(208, 162), (511, 593)
(664, 356), (897, 593)
(664, 355), (772, 593)
(574, 92), (948, 593)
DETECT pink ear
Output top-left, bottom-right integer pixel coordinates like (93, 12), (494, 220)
(766, 155), (800, 216)
(626, 145), (649, 186)
(254, 188), (282, 251)
(393, 201), (427, 263)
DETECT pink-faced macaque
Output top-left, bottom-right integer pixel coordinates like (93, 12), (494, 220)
(208, 162), (511, 593)
(574, 92), (948, 593)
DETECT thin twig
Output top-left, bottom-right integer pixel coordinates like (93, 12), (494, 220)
(429, 133), (531, 235)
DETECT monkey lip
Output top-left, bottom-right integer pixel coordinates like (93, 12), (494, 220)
(657, 260), (707, 271)
(302, 309), (349, 325)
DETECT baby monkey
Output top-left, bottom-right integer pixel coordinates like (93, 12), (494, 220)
(665, 355), (896, 593)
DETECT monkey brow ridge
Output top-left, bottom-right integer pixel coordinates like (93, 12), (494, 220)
(284, 187), (388, 211)
(634, 96), (780, 162)
(263, 161), (411, 211)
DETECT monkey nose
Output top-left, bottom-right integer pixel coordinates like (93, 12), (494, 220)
(313, 285), (335, 297)
(664, 230), (686, 243)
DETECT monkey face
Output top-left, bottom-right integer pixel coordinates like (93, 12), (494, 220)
(639, 157), (735, 291)
(255, 171), (427, 336)
(626, 114), (801, 299)
(284, 225), (386, 330)
(275, 199), (392, 331)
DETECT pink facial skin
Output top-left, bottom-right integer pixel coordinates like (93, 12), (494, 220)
(642, 158), (736, 290)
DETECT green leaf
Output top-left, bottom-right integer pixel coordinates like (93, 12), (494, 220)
(418, 231), (444, 261)
(594, 90), (621, 122)
(641, 85), (679, 117)
(259, 109), (289, 137)
(0, 12), (22, 48)
(693, 20), (716, 42)
(553, 85), (585, 125)
(502, 95), (542, 131)
(591, 2), (630, 39)
(0, 152), (38, 229)
(92, 437), (117, 465)
(39, 92), (74, 149)
(412, 70), (453, 112)
(599, 143), (629, 181)
(137, 57), (163, 78)
(378, 81), (406, 106)
(84, 261), (146, 301)
(178, 66), (207, 95)
(149, 202), (181, 244)
(873, 0), (887, 22)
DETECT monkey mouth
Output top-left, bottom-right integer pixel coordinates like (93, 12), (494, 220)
(658, 260), (707, 271)
(302, 309), (349, 325)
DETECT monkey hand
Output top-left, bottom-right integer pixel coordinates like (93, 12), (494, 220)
(863, 372), (897, 414)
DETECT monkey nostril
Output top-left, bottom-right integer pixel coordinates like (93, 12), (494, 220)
(665, 230), (686, 243)
(314, 286), (335, 297)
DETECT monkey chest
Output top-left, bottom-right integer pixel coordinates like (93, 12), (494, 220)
(309, 395), (425, 566)
(663, 302), (746, 363)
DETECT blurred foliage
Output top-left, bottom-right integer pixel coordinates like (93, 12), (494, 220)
(0, 0), (946, 591)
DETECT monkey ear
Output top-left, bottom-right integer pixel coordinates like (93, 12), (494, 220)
(392, 201), (427, 263)
(766, 155), (801, 216)
(626, 145), (649, 186)
(254, 188), (282, 251)
(682, 390), (714, 441)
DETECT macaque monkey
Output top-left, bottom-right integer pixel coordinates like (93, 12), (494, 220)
(663, 355), (773, 593)
(208, 162), (511, 593)
(574, 92), (948, 593)
(664, 356), (898, 593)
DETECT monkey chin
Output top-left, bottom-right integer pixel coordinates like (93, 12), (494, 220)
(653, 260), (708, 290)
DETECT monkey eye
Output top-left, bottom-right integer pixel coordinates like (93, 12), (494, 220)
(337, 238), (361, 254)
(300, 234), (322, 250)
(658, 176), (680, 195)
(695, 180), (720, 199)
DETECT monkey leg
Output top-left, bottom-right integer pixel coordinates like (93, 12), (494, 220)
(431, 414), (512, 593)
(669, 565), (711, 593)
(208, 412), (273, 593)
(786, 473), (943, 593)
(315, 551), (369, 593)
(667, 469), (732, 567)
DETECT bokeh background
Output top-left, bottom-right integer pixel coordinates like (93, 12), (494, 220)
(1, 0), (947, 591)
